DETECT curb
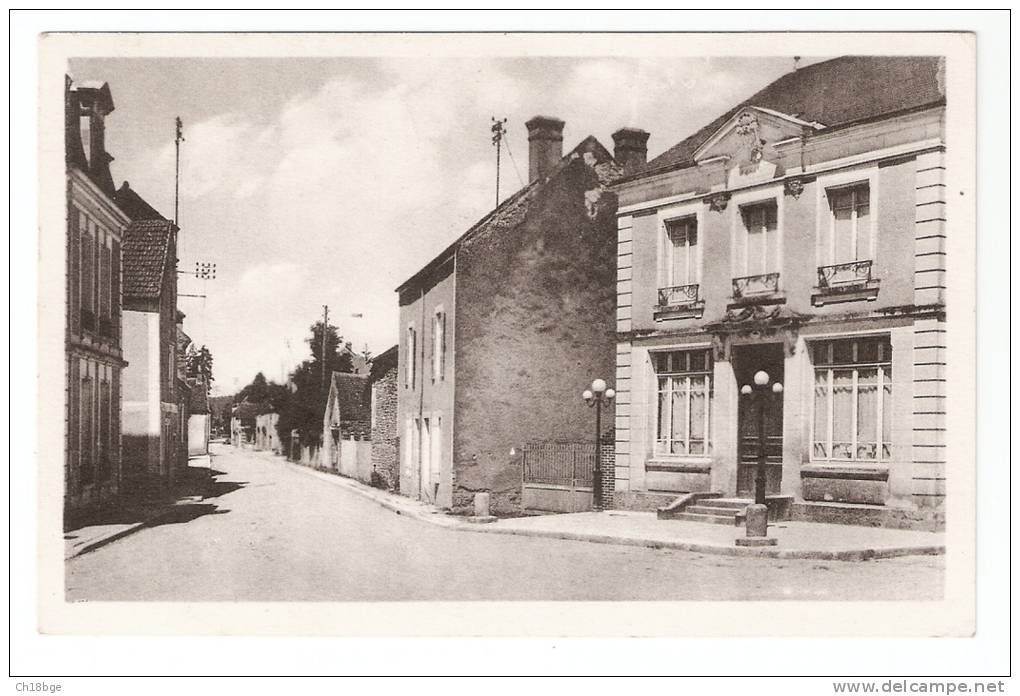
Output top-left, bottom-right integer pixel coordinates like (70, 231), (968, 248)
(271, 452), (945, 562)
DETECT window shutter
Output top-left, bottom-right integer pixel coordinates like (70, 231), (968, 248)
(111, 238), (121, 342)
(440, 312), (447, 379)
(69, 209), (80, 335)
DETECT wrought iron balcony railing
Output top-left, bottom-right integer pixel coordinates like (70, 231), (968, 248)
(732, 272), (780, 299)
(817, 259), (873, 288)
(657, 283), (700, 307)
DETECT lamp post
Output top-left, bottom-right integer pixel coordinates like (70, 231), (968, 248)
(737, 370), (783, 546)
(582, 378), (615, 512)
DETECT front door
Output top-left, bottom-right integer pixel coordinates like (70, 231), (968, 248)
(734, 343), (784, 497)
(419, 417), (432, 502)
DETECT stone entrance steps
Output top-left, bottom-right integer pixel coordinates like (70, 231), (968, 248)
(674, 498), (752, 526)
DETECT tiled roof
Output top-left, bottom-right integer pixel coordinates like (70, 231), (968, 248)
(397, 135), (620, 292)
(330, 372), (371, 422)
(123, 219), (174, 300)
(634, 56), (945, 179)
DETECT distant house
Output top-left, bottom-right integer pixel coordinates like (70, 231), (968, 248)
(368, 345), (399, 490)
(396, 116), (623, 514)
(64, 77), (130, 516)
(231, 401), (259, 446)
(321, 372), (371, 475)
(117, 183), (185, 495)
(186, 370), (211, 457)
(254, 412), (281, 453)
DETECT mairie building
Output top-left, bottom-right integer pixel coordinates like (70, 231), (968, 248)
(611, 56), (947, 530)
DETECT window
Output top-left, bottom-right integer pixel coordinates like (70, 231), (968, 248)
(812, 337), (892, 462)
(739, 201), (779, 276)
(654, 349), (713, 456)
(826, 183), (871, 265)
(80, 373), (94, 485)
(432, 310), (446, 381)
(662, 216), (699, 288)
(99, 236), (111, 329)
(80, 215), (95, 330)
(405, 325), (416, 388)
(99, 378), (111, 481)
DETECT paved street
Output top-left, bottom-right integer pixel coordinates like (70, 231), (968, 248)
(66, 444), (944, 602)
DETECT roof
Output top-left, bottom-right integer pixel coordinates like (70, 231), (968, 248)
(233, 401), (260, 421)
(328, 371), (371, 422)
(115, 182), (169, 222)
(369, 345), (399, 381)
(397, 134), (620, 293)
(123, 218), (175, 300)
(631, 56), (945, 180)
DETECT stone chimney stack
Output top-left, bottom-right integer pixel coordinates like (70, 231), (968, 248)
(72, 81), (116, 194)
(525, 116), (565, 183)
(612, 127), (650, 174)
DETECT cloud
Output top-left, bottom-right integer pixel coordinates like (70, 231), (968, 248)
(120, 55), (800, 392)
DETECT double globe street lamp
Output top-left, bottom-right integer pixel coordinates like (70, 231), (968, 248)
(582, 378), (615, 512)
(738, 369), (783, 546)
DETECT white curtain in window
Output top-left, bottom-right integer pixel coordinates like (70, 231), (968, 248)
(856, 368), (879, 459)
(831, 369), (854, 458)
(813, 371), (829, 458)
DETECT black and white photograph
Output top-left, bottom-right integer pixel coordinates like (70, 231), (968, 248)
(13, 12), (1008, 685)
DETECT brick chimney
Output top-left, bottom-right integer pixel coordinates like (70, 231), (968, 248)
(526, 116), (565, 183)
(612, 127), (650, 174)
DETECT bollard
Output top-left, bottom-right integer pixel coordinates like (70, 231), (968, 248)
(467, 492), (497, 524)
(736, 503), (777, 547)
(474, 492), (491, 518)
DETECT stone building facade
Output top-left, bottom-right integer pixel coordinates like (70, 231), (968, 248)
(396, 116), (622, 514)
(612, 57), (946, 529)
(65, 77), (130, 517)
(368, 345), (399, 490)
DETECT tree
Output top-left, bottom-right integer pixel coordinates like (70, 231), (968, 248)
(186, 344), (214, 389)
(277, 317), (354, 448)
(236, 372), (270, 405)
(306, 320), (354, 385)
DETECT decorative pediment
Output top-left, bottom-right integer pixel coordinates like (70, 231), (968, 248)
(693, 107), (824, 188)
(703, 305), (813, 361)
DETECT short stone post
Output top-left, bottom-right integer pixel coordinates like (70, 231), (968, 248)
(467, 491), (497, 524)
(736, 503), (777, 547)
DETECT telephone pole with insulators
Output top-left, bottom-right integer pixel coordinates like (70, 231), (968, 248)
(491, 117), (507, 208)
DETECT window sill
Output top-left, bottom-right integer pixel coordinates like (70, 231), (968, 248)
(727, 292), (785, 310)
(811, 280), (881, 306)
(653, 301), (705, 321)
(646, 457), (712, 474)
(801, 463), (888, 481)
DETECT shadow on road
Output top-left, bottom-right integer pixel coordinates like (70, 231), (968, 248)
(64, 460), (248, 535)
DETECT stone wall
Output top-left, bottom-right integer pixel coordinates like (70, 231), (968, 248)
(370, 366), (399, 490)
(451, 145), (619, 515)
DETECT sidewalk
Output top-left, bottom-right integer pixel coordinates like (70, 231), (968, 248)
(64, 454), (213, 560)
(276, 452), (945, 562)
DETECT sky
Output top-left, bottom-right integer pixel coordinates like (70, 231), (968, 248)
(69, 55), (825, 395)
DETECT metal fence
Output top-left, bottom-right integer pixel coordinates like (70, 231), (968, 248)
(522, 442), (595, 487)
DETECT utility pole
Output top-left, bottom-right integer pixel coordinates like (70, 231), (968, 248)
(491, 117), (507, 208)
(174, 116), (184, 226)
(321, 304), (329, 388)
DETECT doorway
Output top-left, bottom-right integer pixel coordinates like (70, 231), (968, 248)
(419, 417), (432, 501)
(733, 343), (784, 497)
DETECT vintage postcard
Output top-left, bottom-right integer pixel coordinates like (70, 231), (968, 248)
(36, 30), (976, 638)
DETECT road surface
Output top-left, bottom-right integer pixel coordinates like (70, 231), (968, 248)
(66, 444), (943, 602)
